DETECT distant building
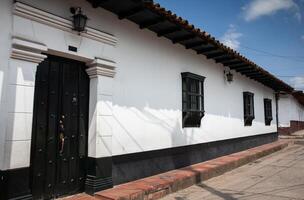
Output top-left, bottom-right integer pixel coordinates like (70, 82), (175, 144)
(0, 0), (302, 199)
(278, 91), (304, 135)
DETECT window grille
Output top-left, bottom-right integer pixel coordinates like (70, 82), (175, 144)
(264, 98), (273, 126)
(243, 92), (255, 126)
(181, 72), (205, 128)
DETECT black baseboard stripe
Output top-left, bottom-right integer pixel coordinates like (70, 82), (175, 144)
(1, 132), (277, 199)
(112, 132), (278, 185)
(85, 157), (113, 194)
(0, 168), (32, 200)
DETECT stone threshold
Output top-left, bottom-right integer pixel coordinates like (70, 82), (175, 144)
(62, 140), (289, 200)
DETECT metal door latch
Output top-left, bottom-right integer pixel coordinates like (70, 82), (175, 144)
(59, 133), (65, 154)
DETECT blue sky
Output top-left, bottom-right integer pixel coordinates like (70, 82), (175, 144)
(155, 0), (304, 90)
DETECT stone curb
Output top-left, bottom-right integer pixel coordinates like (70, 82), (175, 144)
(66, 140), (289, 200)
(279, 135), (304, 139)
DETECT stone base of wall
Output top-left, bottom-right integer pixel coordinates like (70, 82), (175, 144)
(112, 132), (278, 185)
(278, 120), (304, 135)
(0, 168), (32, 200)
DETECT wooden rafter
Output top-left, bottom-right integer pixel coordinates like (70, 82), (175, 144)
(196, 47), (217, 54)
(185, 41), (208, 49)
(139, 18), (164, 29)
(206, 52), (225, 59)
(223, 60), (243, 66)
(157, 27), (181, 37)
(172, 35), (195, 44)
(215, 56), (234, 63)
(118, 6), (143, 19)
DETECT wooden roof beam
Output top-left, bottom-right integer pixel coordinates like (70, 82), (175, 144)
(251, 73), (269, 77)
(223, 60), (243, 67)
(259, 81), (276, 87)
(118, 6), (144, 19)
(252, 74), (273, 81)
(157, 27), (181, 37)
(239, 71), (258, 76)
(196, 47), (218, 54)
(87, 0), (108, 8)
(131, 0), (151, 3)
(172, 35), (196, 44)
(236, 68), (256, 73)
(215, 56), (234, 63)
(229, 64), (250, 69)
(253, 76), (271, 81)
(255, 79), (272, 85)
(245, 72), (263, 77)
(140, 18), (165, 29)
(185, 41), (208, 49)
(221, 59), (239, 64)
(206, 52), (225, 59)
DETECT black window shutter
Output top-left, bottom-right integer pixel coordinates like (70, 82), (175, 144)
(243, 92), (254, 126)
(264, 99), (273, 126)
(181, 72), (205, 128)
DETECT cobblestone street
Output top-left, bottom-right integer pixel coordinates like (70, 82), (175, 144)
(161, 142), (304, 200)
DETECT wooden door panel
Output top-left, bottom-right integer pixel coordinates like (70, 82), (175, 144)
(31, 60), (50, 199)
(44, 60), (60, 198)
(77, 66), (89, 190)
(56, 61), (80, 196)
(31, 56), (89, 199)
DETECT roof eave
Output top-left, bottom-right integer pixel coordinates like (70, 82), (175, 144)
(87, 0), (294, 93)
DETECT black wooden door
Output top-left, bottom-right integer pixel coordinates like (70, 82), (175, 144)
(31, 55), (89, 199)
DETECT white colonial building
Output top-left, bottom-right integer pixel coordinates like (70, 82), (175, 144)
(278, 91), (304, 134)
(0, 0), (302, 199)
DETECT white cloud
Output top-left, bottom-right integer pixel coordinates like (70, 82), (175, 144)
(221, 25), (243, 50)
(243, 0), (301, 22)
(290, 76), (304, 90)
(295, 12), (302, 21)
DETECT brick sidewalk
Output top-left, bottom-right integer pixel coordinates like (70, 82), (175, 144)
(63, 140), (289, 200)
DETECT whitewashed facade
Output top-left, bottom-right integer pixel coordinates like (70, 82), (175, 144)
(0, 0), (292, 199)
(277, 93), (304, 135)
(278, 94), (304, 127)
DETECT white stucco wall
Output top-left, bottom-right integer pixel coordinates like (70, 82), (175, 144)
(0, 0), (278, 169)
(110, 25), (277, 155)
(0, 0), (14, 170)
(278, 94), (304, 127)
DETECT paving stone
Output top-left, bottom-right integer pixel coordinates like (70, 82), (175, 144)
(161, 143), (304, 200)
(65, 140), (291, 200)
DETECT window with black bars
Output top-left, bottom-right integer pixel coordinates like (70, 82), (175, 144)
(182, 72), (205, 128)
(264, 98), (273, 126)
(243, 92), (254, 126)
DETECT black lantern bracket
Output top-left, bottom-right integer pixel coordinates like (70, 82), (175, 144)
(70, 7), (88, 33)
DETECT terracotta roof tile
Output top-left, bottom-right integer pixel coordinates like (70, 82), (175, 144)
(143, 1), (293, 91)
(89, 0), (304, 104)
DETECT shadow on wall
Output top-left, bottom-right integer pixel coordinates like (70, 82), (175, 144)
(110, 103), (274, 156)
(109, 58), (275, 153)
(109, 73), (276, 184)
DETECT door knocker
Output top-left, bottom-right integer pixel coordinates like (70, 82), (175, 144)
(59, 132), (65, 154)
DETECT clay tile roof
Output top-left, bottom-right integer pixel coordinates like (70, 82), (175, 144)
(88, 0), (296, 94)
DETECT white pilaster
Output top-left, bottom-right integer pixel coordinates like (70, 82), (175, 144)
(2, 36), (46, 169)
(86, 58), (116, 158)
